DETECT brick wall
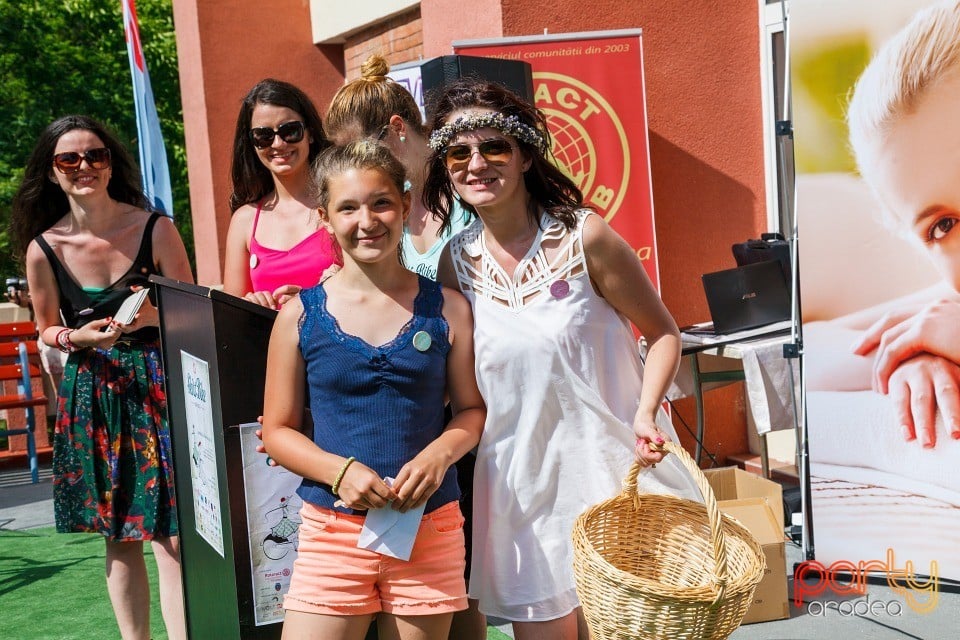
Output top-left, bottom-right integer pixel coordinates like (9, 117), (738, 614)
(343, 8), (423, 79)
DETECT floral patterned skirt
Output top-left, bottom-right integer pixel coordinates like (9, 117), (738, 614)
(53, 339), (178, 541)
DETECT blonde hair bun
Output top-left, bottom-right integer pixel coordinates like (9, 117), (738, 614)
(360, 55), (390, 81)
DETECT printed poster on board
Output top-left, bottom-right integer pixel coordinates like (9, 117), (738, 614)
(388, 60), (425, 121)
(239, 423), (303, 626)
(180, 350), (224, 558)
(455, 30), (660, 289)
(794, 0), (960, 592)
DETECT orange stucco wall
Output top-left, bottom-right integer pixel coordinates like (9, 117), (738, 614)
(421, 0), (503, 57)
(172, 0), (343, 285)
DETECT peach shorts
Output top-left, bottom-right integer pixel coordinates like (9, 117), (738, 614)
(284, 500), (468, 616)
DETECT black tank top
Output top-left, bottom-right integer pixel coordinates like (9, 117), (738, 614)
(35, 213), (162, 339)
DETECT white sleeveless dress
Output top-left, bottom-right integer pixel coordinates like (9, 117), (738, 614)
(450, 210), (701, 621)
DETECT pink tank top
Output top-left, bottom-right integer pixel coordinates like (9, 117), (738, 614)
(248, 202), (340, 294)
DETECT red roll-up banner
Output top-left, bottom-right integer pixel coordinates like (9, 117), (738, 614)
(455, 30), (659, 290)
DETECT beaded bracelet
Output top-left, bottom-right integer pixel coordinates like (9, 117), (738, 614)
(331, 456), (356, 497)
(55, 328), (80, 354)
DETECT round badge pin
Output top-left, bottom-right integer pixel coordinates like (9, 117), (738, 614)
(412, 330), (432, 352)
(249, 253), (259, 269)
(550, 279), (570, 299)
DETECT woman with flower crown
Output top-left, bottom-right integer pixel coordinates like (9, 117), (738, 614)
(423, 80), (700, 640)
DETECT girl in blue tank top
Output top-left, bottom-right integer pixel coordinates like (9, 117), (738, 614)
(262, 141), (485, 640)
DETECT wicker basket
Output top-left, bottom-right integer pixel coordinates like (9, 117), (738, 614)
(572, 441), (766, 640)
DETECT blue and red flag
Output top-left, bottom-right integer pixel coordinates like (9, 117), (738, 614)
(121, 0), (173, 217)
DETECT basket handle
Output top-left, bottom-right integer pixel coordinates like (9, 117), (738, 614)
(623, 441), (729, 606)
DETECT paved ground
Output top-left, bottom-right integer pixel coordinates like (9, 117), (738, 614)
(0, 464), (53, 531)
(2, 464), (955, 639)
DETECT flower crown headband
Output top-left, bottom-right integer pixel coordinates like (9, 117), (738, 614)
(428, 112), (548, 154)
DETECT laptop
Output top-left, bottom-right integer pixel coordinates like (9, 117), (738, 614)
(700, 260), (791, 335)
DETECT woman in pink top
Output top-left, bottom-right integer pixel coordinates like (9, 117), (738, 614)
(224, 79), (340, 308)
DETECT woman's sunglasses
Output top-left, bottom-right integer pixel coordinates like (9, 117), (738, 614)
(249, 121), (306, 149)
(443, 139), (514, 171)
(52, 147), (112, 174)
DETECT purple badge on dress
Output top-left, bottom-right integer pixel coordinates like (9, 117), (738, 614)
(550, 279), (570, 299)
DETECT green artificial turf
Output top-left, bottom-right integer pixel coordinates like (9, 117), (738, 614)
(0, 527), (167, 640)
(0, 527), (514, 639)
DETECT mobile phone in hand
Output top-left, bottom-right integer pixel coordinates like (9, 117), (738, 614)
(112, 288), (149, 326)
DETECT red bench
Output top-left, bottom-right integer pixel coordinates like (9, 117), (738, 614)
(0, 322), (48, 483)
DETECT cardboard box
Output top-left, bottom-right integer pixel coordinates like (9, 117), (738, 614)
(703, 467), (789, 624)
(746, 406), (796, 465)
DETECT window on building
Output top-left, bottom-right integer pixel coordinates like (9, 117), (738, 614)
(759, 0), (795, 237)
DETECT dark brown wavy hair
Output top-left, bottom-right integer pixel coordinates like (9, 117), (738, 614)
(422, 79), (584, 234)
(10, 115), (149, 261)
(229, 79), (331, 212)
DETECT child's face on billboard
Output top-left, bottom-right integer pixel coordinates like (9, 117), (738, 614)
(864, 71), (960, 291)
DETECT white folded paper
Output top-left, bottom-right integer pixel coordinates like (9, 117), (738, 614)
(357, 478), (425, 561)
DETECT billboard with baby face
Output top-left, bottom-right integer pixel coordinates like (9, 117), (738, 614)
(795, 0), (960, 583)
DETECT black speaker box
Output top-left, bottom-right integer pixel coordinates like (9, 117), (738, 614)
(421, 55), (535, 109)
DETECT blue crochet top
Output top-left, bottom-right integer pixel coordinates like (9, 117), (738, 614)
(295, 276), (459, 514)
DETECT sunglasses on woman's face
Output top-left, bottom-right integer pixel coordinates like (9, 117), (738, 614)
(443, 139), (514, 172)
(249, 121), (306, 149)
(52, 147), (112, 174)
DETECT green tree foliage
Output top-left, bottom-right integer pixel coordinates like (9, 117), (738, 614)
(0, 0), (192, 279)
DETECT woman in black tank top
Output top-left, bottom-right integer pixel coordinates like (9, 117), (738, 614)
(11, 115), (194, 640)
